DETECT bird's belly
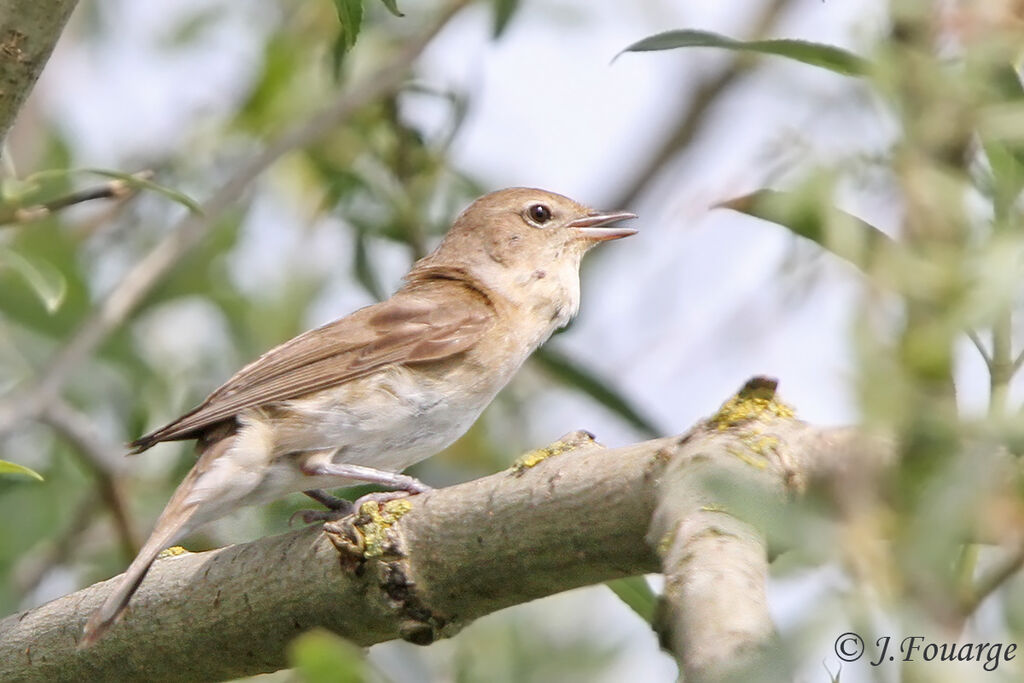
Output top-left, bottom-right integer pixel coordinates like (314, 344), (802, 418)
(239, 365), (498, 502)
(303, 388), (482, 472)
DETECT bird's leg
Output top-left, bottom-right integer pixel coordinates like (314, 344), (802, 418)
(289, 488), (355, 525)
(291, 463), (432, 524)
(303, 488), (351, 511)
(300, 462), (432, 494)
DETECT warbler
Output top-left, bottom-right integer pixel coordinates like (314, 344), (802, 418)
(81, 187), (636, 645)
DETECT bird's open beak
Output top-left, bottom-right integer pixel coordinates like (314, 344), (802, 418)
(569, 211), (638, 241)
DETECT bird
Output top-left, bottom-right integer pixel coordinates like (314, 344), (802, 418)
(80, 187), (636, 645)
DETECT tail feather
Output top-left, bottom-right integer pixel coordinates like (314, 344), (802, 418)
(79, 499), (198, 647)
(79, 435), (234, 647)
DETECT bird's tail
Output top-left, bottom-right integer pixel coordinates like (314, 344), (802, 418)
(79, 436), (233, 647)
(79, 501), (197, 646)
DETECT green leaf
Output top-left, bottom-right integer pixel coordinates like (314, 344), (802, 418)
(716, 187), (899, 274)
(333, 0), (364, 72)
(237, 34), (302, 131)
(80, 169), (203, 215)
(605, 576), (656, 623)
(619, 30), (869, 77)
(533, 347), (661, 438)
(0, 460), (44, 481)
(377, 0), (403, 17)
(0, 248), (67, 313)
(288, 628), (368, 683)
(979, 63), (1024, 223)
(984, 140), (1024, 223)
(0, 218), (91, 343)
(492, 0), (520, 39)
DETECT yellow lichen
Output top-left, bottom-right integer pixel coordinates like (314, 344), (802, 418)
(728, 445), (769, 469)
(356, 499), (412, 558)
(707, 378), (794, 467)
(511, 436), (586, 474)
(157, 545), (190, 559)
(709, 393), (795, 431)
(656, 528), (679, 556)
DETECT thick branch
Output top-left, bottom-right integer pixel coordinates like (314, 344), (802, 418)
(0, 434), (668, 682)
(0, 380), (904, 683)
(0, 0), (78, 146)
(651, 436), (776, 681)
(648, 378), (891, 681)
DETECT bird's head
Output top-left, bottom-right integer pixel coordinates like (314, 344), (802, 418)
(443, 187), (636, 268)
(406, 187), (635, 332)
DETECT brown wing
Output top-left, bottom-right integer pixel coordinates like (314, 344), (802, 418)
(129, 286), (494, 452)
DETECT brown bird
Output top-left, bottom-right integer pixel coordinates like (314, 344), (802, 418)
(80, 187), (636, 645)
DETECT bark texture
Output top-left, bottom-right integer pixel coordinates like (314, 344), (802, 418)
(0, 0), (78, 146)
(0, 379), (894, 682)
(0, 433), (667, 682)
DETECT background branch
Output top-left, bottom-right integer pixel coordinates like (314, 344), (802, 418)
(0, 170), (151, 227)
(39, 399), (139, 558)
(0, 0), (79, 146)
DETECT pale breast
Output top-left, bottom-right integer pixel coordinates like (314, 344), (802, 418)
(277, 362), (504, 472)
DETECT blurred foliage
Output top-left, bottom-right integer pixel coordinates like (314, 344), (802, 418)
(604, 576), (657, 624)
(0, 459), (43, 480)
(447, 609), (621, 683)
(0, 0), (657, 680)
(0, 247), (67, 314)
(620, 29), (869, 77)
(534, 347), (661, 438)
(288, 629), (374, 683)
(6, 0), (1023, 680)
(491, 0), (521, 39)
(639, 0), (1024, 675)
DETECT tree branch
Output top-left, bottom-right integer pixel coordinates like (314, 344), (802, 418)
(961, 541), (1024, 614)
(650, 424), (776, 680)
(0, 378), (902, 682)
(0, 0), (79, 146)
(1, 432), (666, 682)
(0, 170), (151, 227)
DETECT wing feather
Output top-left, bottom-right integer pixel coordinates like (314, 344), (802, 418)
(130, 286), (494, 452)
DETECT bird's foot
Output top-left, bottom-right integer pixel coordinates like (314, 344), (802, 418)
(290, 472), (433, 525)
(290, 507), (353, 525)
(290, 489), (355, 526)
(351, 488), (424, 512)
(304, 488), (351, 510)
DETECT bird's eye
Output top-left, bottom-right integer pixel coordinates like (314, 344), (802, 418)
(525, 203), (553, 226)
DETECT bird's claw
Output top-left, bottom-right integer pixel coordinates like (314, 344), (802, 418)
(352, 486), (431, 512)
(289, 503), (354, 526)
(289, 486), (432, 526)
